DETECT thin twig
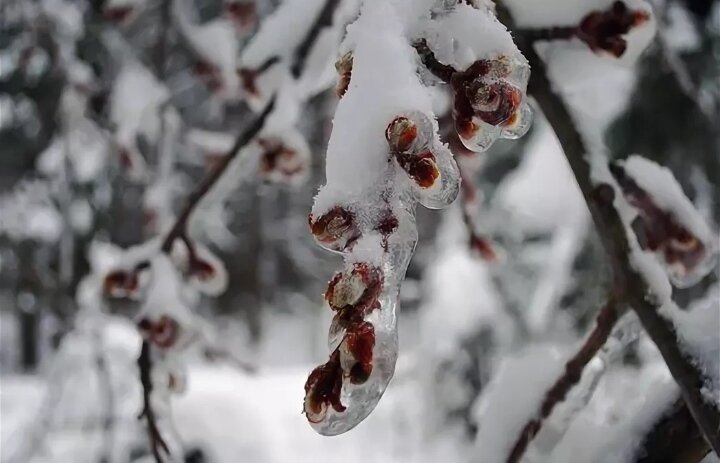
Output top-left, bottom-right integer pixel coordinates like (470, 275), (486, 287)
(290, 0), (342, 78)
(160, 95), (277, 253)
(494, 3), (720, 456)
(138, 341), (170, 463)
(506, 297), (622, 463)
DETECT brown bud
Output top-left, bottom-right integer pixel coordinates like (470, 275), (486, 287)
(386, 116), (418, 153)
(309, 206), (360, 251)
(335, 52), (353, 98)
(304, 351), (346, 423)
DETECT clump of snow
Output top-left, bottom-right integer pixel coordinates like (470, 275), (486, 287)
(473, 344), (568, 463)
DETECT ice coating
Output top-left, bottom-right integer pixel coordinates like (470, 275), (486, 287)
(304, 1), (460, 435)
(418, 3), (534, 152)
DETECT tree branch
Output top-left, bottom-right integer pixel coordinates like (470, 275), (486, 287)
(290, 0), (342, 78)
(506, 297), (622, 463)
(633, 396), (711, 463)
(495, 3), (720, 457)
(138, 341), (170, 463)
(160, 95), (276, 253)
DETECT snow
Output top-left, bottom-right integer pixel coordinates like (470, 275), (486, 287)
(473, 344), (568, 463)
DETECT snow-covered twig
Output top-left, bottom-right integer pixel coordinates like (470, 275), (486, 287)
(495, 2), (720, 456)
(159, 95), (276, 254)
(505, 296), (623, 463)
(290, 0), (342, 78)
(632, 396), (712, 462)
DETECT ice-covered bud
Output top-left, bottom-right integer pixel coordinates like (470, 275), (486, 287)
(304, 351), (345, 424)
(467, 81), (522, 126)
(577, 1), (651, 57)
(103, 263), (150, 300)
(375, 209), (399, 245)
(335, 52), (353, 98)
(339, 321), (375, 385)
(138, 315), (180, 350)
(103, 6), (135, 23)
(224, 0), (256, 30)
(309, 206), (361, 252)
(386, 117), (418, 154)
(257, 137), (308, 184)
(396, 151), (441, 189)
(325, 263), (384, 317)
(450, 56), (532, 152)
(192, 61), (223, 92)
(610, 160), (717, 287)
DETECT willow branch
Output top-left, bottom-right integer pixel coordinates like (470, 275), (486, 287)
(495, 3), (720, 457)
(506, 297), (622, 463)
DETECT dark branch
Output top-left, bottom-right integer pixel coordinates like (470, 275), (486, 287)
(633, 397), (711, 463)
(138, 341), (170, 463)
(495, 3), (720, 457)
(290, 0), (342, 78)
(160, 95), (277, 253)
(412, 38), (458, 83)
(506, 297), (622, 463)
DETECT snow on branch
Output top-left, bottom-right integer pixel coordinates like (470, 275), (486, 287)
(495, 1), (720, 456)
(302, 0), (537, 436)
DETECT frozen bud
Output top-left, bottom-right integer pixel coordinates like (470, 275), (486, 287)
(610, 162), (716, 287)
(309, 206), (361, 252)
(103, 263), (149, 300)
(386, 117), (418, 153)
(238, 68), (260, 96)
(138, 315), (180, 350)
(193, 61), (223, 92)
(385, 112), (433, 155)
(224, 1), (256, 29)
(467, 81), (522, 127)
(103, 6), (134, 23)
(325, 263), (383, 315)
(339, 322), (375, 385)
(304, 351), (346, 424)
(257, 138), (306, 184)
(335, 52), (353, 98)
(470, 235), (497, 261)
(396, 151), (441, 189)
(578, 1), (651, 57)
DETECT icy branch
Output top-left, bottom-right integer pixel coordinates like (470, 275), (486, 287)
(496, 2), (720, 456)
(506, 296), (623, 463)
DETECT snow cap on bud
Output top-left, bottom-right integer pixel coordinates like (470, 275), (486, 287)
(610, 156), (718, 288)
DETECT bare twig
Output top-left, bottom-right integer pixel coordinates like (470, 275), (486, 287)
(138, 341), (170, 463)
(160, 95), (276, 253)
(290, 0), (342, 77)
(494, 3), (720, 457)
(506, 297), (622, 463)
